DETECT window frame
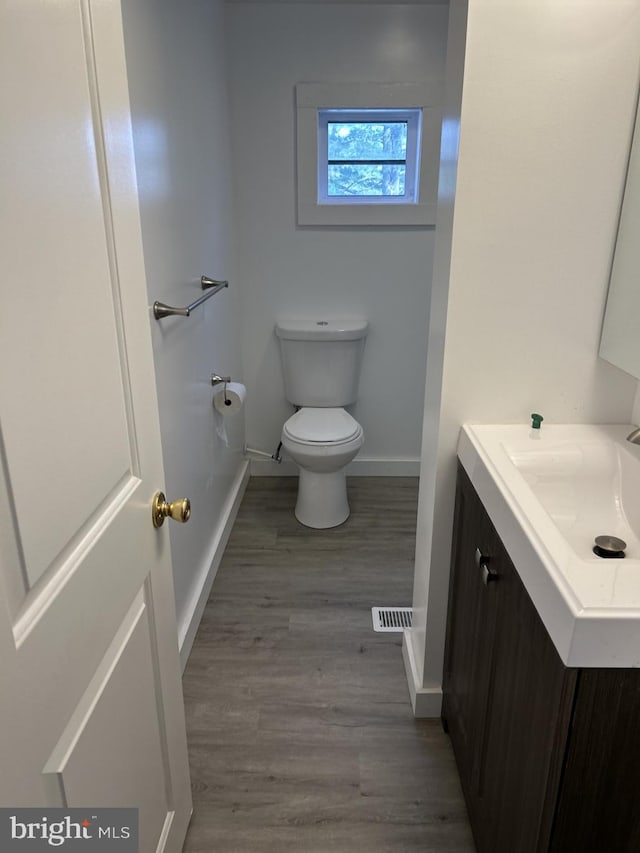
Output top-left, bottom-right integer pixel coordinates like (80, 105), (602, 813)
(296, 82), (442, 227)
(318, 108), (422, 205)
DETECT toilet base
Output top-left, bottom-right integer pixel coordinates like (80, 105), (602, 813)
(294, 467), (350, 529)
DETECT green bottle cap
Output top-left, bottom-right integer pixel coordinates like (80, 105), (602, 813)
(531, 413), (544, 430)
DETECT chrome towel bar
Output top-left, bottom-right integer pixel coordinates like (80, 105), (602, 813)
(153, 276), (229, 320)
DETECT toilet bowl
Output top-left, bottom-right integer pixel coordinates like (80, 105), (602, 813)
(281, 407), (364, 528)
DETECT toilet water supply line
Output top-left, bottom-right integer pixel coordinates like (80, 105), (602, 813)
(244, 404), (298, 464)
(244, 442), (283, 464)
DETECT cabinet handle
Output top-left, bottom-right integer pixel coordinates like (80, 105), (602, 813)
(475, 548), (498, 585)
(482, 564), (498, 585)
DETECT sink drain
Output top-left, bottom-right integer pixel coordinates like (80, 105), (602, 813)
(593, 535), (627, 559)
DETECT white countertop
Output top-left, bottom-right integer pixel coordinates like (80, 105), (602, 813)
(458, 424), (640, 668)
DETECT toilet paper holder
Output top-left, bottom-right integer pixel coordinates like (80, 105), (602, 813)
(211, 373), (232, 404)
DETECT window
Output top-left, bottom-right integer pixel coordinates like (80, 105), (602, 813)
(318, 109), (421, 204)
(296, 82), (442, 226)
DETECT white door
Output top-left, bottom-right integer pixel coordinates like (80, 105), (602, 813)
(0, 2), (192, 851)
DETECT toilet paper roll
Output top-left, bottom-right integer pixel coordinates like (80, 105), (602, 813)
(212, 381), (246, 415)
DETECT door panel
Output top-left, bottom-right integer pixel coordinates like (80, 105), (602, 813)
(0, 3), (192, 850)
(43, 589), (170, 853)
(1, 0), (132, 591)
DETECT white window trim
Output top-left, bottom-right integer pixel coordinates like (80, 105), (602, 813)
(296, 82), (442, 227)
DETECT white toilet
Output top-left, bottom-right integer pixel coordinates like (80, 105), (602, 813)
(275, 319), (368, 528)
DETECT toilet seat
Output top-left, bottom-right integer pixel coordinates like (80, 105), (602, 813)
(283, 407), (361, 445)
(280, 406), (364, 529)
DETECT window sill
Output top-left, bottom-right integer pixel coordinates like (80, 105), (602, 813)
(297, 201), (437, 227)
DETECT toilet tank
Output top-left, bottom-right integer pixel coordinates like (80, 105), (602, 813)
(275, 319), (368, 407)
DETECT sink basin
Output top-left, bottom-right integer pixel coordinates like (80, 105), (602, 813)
(458, 424), (640, 667)
(503, 434), (640, 559)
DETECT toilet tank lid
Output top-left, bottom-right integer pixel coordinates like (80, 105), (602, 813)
(275, 319), (368, 341)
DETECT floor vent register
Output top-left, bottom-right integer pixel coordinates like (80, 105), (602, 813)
(371, 607), (413, 632)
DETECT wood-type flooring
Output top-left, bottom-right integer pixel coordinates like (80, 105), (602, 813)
(182, 477), (475, 853)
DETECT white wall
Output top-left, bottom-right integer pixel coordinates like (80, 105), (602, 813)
(406, 0), (640, 715)
(633, 384), (640, 424)
(225, 3), (449, 474)
(121, 0), (248, 664)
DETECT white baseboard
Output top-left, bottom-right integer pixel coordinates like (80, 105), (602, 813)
(250, 456), (420, 477)
(402, 630), (443, 718)
(178, 460), (250, 671)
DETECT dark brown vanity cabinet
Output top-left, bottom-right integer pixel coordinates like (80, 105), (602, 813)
(442, 464), (640, 853)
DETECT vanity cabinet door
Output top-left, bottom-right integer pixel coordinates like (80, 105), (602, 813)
(442, 466), (501, 832)
(478, 540), (575, 853)
(550, 669), (640, 853)
(443, 466), (575, 853)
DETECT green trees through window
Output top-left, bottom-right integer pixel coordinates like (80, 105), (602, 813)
(327, 121), (408, 197)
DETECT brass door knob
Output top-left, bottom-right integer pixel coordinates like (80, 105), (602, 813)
(152, 491), (191, 528)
